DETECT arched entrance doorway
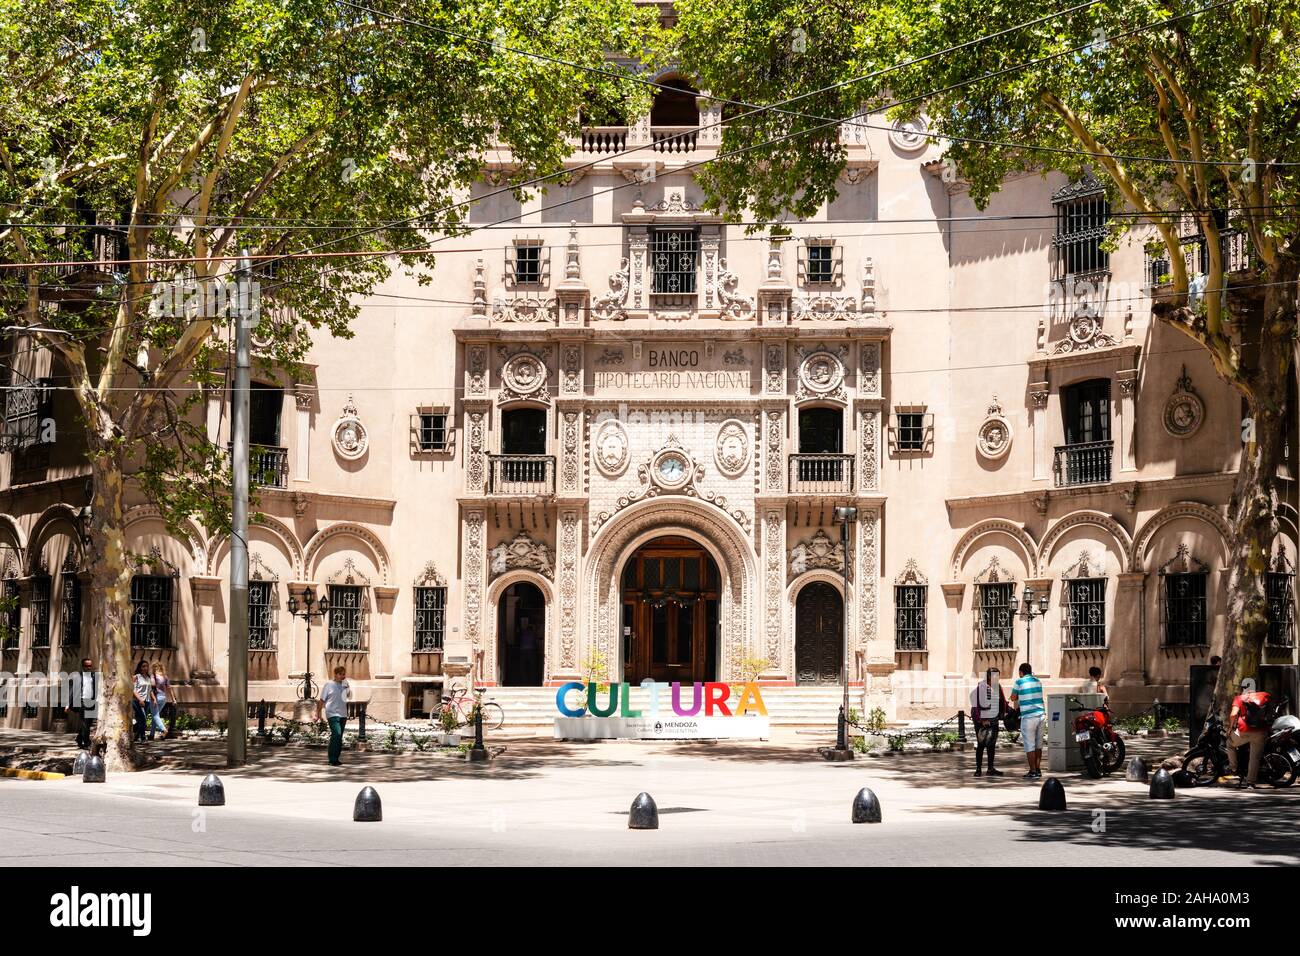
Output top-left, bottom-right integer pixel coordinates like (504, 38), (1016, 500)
(620, 535), (719, 683)
(497, 581), (545, 685)
(795, 582), (843, 685)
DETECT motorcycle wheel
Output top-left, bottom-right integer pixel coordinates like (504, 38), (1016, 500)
(1101, 736), (1126, 775)
(1260, 752), (1297, 789)
(1081, 742), (1103, 779)
(1181, 748), (1218, 786)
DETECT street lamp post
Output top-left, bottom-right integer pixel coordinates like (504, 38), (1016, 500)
(287, 587), (330, 702)
(832, 505), (857, 757)
(1018, 586), (1051, 671)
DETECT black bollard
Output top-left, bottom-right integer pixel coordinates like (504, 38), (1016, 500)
(629, 792), (659, 830)
(257, 700), (267, 738)
(1149, 768), (1176, 799)
(957, 710), (967, 743)
(470, 700), (487, 759)
(1038, 777), (1067, 811)
(1171, 769), (1197, 788)
(357, 703), (367, 742)
(353, 785), (383, 822)
(72, 751), (87, 776)
(851, 787), (882, 823)
(82, 754), (105, 783)
(1125, 756), (1149, 783)
(198, 773), (225, 806)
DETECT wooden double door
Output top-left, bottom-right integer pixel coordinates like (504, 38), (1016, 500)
(621, 536), (719, 684)
(795, 582), (843, 685)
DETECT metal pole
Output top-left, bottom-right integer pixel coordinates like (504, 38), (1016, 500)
(304, 615), (313, 702)
(838, 513), (852, 751)
(226, 252), (253, 767)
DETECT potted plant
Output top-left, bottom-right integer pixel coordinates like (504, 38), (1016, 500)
(437, 703), (461, 746)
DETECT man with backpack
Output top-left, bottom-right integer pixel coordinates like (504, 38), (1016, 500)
(1226, 677), (1271, 788)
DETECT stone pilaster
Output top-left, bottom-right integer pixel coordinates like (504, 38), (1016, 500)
(762, 509), (786, 678)
(558, 407), (584, 496)
(941, 582), (967, 675)
(555, 510), (582, 679)
(373, 585), (399, 680)
(461, 510), (487, 675)
(1113, 571), (1147, 685)
(1030, 381), (1050, 480)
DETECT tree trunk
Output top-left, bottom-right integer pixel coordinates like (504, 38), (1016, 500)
(86, 447), (139, 771)
(1213, 255), (1298, 719)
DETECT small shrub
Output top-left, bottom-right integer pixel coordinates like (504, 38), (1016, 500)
(867, 707), (887, 732)
(852, 735), (877, 755)
(382, 727), (400, 752)
(437, 704), (460, 734)
(846, 707), (860, 726)
(410, 732), (431, 752)
(277, 719), (301, 743)
(887, 734), (907, 753)
(925, 729), (948, 751)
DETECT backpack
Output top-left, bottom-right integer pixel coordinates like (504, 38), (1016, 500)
(1242, 694), (1270, 730)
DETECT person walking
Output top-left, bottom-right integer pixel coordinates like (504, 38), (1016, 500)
(131, 661), (153, 743)
(65, 658), (98, 751)
(969, 667), (1006, 777)
(1009, 662), (1045, 778)
(148, 663), (172, 740)
(1226, 678), (1272, 789)
(315, 666), (351, 766)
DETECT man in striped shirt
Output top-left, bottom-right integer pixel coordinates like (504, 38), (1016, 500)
(1010, 662), (1045, 779)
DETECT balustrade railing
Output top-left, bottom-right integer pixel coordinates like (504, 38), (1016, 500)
(487, 454), (556, 496)
(788, 453), (854, 494)
(1053, 440), (1113, 487)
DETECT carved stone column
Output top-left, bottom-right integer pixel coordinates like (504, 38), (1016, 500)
(464, 403), (489, 495)
(700, 232), (720, 311)
(461, 510), (487, 680)
(558, 406), (584, 496)
(1113, 571), (1147, 685)
(373, 585), (399, 680)
(555, 510), (582, 680)
(858, 509), (894, 716)
(761, 509), (786, 678)
(628, 228), (648, 311)
(294, 385), (314, 482)
(762, 404), (786, 494)
(1117, 370), (1138, 472)
(941, 582), (967, 676)
(1030, 382), (1050, 480)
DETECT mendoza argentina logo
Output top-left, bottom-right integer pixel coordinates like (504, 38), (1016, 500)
(49, 886), (152, 936)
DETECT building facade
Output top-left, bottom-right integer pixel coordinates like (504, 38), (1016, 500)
(2, 87), (1296, 725)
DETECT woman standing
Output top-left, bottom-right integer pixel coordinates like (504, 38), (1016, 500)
(132, 661), (153, 743)
(149, 663), (172, 740)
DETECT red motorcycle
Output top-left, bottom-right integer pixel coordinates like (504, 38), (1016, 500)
(1074, 702), (1126, 778)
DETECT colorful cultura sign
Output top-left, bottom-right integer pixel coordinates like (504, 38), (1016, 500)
(552, 680), (770, 740)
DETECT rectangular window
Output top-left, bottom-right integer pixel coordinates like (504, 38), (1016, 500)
(893, 412), (929, 453)
(30, 575), (50, 649)
(417, 413), (448, 452)
(327, 584), (366, 651)
(1163, 573), (1207, 646)
(1, 579), (20, 650)
(248, 580), (275, 651)
(413, 586), (447, 652)
(1266, 571), (1295, 647)
(651, 229), (698, 294)
(1063, 578), (1106, 648)
(1053, 183), (1110, 278)
(894, 585), (927, 651)
(975, 582), (1015, 649)
(130, 575), (174, 649)
(806, 244), (835, 284)
(513, 243), (543, 285)
(61, 574), (82, 648)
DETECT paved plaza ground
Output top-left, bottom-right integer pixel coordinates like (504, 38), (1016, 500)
(1, 726), (1296, 867)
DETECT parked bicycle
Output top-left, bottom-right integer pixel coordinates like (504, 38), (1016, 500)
(438, 681), (504, 732)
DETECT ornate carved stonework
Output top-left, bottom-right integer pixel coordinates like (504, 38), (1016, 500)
(560, 345), (582, 396)
(796, 346), (848, 403)
(593, 347), (624, 366)
(861, 258), (877, 314)
(1158, 543), (1209, 575)
(715, 260), (754, 319)
(592, 418), (629, 477)
(466, 411), (486, 490)
(764, 510), (784, 665)
(1163, 365), (1204, 438)
(1030, 389), (1049, 409)
(858, 513), (879, 649)
(713, 419), (750, 478)
(974, 554), (1014, 584)
(327, 556), (370, 586)
(1061, 550), (1099, 580)
(765, 344), (785, 394)
(593, 435), (751, 534)
(889, 115), (930, 152)
(467, 346), (488, 397)
(558, 511), (580, 669)
(330, 394), (369, 461)
(650, 188), (698, 213)
(629, 234), (647, 309)
(415, 560), (447, 587)
(592, 258), (630, 321)
(463, 511), (485, 645)
(492, 294), (556, 324)
(499, 351), (549, 404)
(895, 558), (927, 586)
(490, 530), (555, 579)
(858, 407), (879, 491)
(561, 411), (582, 493)
(860, 342), (881, 396)
(249, 551), (278, 583)
(790, 528), (845, 576)
(1052, 311), (1121, 353)
(765, 409), (784, 492)
(791, 293), (860, 322)
(977, 395), (1013, 461)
